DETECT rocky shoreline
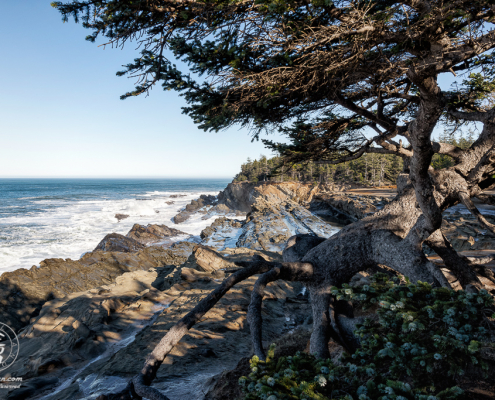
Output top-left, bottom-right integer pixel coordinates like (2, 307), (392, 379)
(1, 182), (494, 400)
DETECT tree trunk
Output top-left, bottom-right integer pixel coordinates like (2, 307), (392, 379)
(104, 110), (495, 398)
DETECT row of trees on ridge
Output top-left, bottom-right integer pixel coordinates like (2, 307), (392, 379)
(234, 132), (475, 186)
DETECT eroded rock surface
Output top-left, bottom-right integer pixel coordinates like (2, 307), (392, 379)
(200, 217), (244, 250)
(195, 183), (339, 253)
(441, 213), (495, 252)
(126, 223), (188, 245)
(310, 193), (381, 224)
(217, 181), (323, 213)
(4, 247), (311, 400)
(173, 195), (217, 223)
(235, 199), (338, 252)
(93, 233), (145, 253)
(172, 182), (328, 224)
(0, 242), (195, 332)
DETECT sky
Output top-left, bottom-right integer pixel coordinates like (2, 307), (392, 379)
(0, 2), (282, 178)
(0, 3), (476, 179)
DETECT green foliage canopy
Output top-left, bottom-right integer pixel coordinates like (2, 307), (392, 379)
(52, 0), (495, 165)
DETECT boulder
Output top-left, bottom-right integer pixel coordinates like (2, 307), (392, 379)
(114, 214), (129, 222)
(93, 233), (145, 253)
(172, 211), (190, 224)
(126, 224), (187, 245)
(184, 245), (235, 272)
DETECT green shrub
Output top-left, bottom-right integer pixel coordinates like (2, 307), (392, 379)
(240, 274), (495, 400)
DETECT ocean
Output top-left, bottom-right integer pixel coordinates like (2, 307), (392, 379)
(0, 178), (230, 274)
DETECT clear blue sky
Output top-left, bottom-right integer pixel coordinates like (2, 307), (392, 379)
(0, 3), (470, 179)
(0, 2), (282, 178)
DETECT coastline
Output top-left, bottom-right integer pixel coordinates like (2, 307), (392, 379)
(0, 178), (230, 274)
(1, 181), (494, 400)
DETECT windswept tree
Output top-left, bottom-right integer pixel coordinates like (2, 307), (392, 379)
(53, 1), (495, 398)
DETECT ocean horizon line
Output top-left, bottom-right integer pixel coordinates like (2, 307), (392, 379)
(0, 176), (233, 180)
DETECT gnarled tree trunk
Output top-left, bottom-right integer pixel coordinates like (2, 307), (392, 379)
(103, 109), (495, 399)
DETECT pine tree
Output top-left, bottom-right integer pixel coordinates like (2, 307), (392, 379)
(52, 2), (495, 396)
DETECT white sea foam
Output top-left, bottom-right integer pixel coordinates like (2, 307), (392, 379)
(0, 191), (221, 274)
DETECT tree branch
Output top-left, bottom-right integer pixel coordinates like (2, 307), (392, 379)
(248, 261), (313, 360)
(458, 191), (495, 235)
(476, 193), (495, 206)
(101, 256), (278, 399)
(449, 109), (495, 123)
(424, 230), (481, 290)
(431, 141), (465, 159)
(335, 93), (395, 131)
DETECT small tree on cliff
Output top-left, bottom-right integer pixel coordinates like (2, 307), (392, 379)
(53, 1), (495, 398)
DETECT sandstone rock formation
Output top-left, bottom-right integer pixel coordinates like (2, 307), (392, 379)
(217, 181), (323, 213)
(172, 182), (326, 224)
(173, 194), (217, 224)
(4, 246), (311, 400)
(0, 242), (195, 332)
(234, 198), (338, 252)
(195, 183), (339, 253)
(126, 223), (188, 245)
(94, 233), (145, 253)
(310, 193), (380, 224)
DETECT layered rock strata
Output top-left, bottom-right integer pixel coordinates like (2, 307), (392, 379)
(0, 242), (195, 332)
(126, 223), (188, 245)
(4, 246), (311, 400)
(94, 233), (145, 253)
(197, 182), (339, 252)
(173, 194), (217, 223)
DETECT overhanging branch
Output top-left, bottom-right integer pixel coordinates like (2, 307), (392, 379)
(458, 191), (495, 235)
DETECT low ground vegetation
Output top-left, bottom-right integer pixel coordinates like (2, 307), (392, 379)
(240, 274), (495, 400)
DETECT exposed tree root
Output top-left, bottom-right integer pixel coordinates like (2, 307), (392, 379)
(99, 255), (277, 400)
(459, 191), (495, 235)
(308, 285), (332, 359)
(425, 230), (482, 290)
(101, 176), (495, 399)
(248, 261), (314, 360)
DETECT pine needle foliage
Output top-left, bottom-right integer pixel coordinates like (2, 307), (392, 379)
(233, 153), (402, 185)
(51, 0), (495, 167)
(240, 274), (495, 400)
